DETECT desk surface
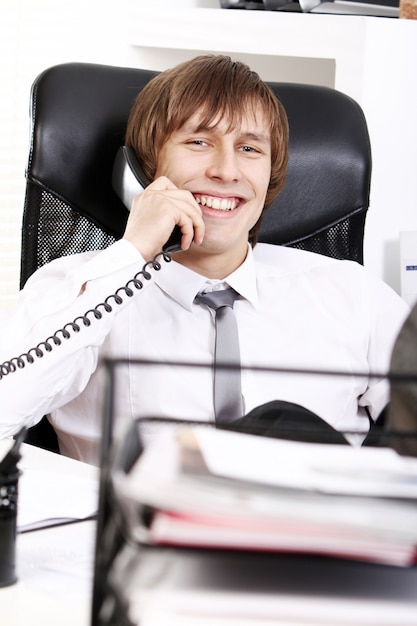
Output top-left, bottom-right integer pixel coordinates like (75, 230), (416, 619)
(0, 440), (98, 626)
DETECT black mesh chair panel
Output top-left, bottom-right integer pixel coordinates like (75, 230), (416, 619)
(21, 184), (116, 284)
(21, 63), (158, 287)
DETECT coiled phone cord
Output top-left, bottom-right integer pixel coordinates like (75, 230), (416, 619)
(0, 251), (172, 380)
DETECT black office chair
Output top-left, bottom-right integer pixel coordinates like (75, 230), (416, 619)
(21, 61), (372, 451)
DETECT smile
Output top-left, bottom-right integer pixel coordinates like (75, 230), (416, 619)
(194, 194), (238, 212)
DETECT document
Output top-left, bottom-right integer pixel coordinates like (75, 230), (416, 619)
(17, 467), (98, 532)
(113, 427), (417, 567)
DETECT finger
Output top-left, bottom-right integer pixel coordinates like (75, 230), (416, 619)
(146, 175), (178, 191)
(126, 181), (205, 255)
(148, 187), (205, 249)
(170, 191), (205, 248)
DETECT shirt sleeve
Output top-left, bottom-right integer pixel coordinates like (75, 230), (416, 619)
(358, 268), (410, 420)
(0, 239), (162, 438)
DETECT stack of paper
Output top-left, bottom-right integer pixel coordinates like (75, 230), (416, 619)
(112, 427), (417, 567)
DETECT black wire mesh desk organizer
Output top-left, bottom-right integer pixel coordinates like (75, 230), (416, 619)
(91, 358), (417, 626)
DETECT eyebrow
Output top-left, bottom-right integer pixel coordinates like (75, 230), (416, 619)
(179, 123), (270, 146)
(239, 131), (270, 146)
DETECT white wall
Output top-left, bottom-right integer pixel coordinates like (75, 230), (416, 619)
(360, 18), (417, 297)
(0, 0), (128, 309)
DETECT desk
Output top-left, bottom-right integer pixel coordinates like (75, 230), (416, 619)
(0, 440), (98, 626)
(2, 439), (417, 625)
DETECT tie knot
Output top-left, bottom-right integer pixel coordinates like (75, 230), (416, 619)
(196, 287), (239, 311)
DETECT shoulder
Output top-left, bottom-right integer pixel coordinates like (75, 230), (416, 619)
(252, 242), (361, 276)
(23, 250), (100, 288)
(24, 239), (140, 288)
(252, 243), (409, 317)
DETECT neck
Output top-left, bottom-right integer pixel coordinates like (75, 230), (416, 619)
(174, 244), (249, 280)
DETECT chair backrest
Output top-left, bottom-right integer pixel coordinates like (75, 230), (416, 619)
(21, 61), (371, 290)
(21, 62), (371, 451)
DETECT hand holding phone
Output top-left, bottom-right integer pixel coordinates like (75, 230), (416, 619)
(112, 146), (187, 254)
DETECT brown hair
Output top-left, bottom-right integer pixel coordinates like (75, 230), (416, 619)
(125, 55), (289, 245)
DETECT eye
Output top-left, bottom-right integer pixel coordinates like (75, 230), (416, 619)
(240, 145), (262, 155)
(186, 139), (208, 147)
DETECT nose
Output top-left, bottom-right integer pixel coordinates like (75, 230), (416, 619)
(206, 146), (241, 183)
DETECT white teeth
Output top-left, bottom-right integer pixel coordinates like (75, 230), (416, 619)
(195, 196), (237, 211)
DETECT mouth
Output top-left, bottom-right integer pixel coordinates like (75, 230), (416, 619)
(194, 194), (240, 212)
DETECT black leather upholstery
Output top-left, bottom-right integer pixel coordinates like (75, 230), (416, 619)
(21, 62), (371, 287)
(21, 62), (372, 451)
(259, 82), (371, 260)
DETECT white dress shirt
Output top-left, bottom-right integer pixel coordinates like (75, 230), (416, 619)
(0, 240), (409, 464)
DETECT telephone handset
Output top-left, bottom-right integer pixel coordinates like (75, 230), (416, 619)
(112, 146), (183, 254)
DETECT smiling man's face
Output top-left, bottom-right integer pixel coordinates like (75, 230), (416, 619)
(154, 103), (272, 274)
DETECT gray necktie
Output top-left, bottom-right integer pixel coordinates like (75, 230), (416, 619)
(196, 288), (243, 424)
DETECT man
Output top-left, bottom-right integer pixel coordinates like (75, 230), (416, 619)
(0, 55), (409, 464)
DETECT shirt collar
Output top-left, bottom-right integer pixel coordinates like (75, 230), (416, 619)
(223, 245), (259, 308)
(155, 244), (259, 311)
